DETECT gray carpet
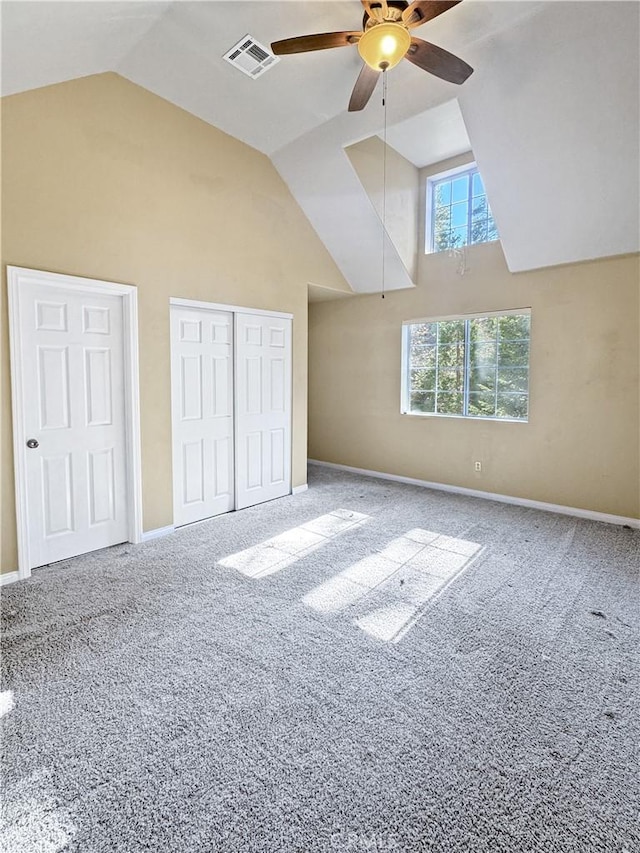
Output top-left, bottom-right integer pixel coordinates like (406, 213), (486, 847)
(1, 464), (638, 853)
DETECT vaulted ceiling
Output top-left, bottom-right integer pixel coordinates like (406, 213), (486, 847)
(2, 1), (639, 293)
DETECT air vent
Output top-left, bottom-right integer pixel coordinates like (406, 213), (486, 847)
(223, 34), (280, 79)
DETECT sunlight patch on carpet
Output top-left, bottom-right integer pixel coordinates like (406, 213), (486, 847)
(0, 690), (14, 719)
(218, 509), (370, 578)
(0, 768), (76, 853)
(304, 529), (483, 641)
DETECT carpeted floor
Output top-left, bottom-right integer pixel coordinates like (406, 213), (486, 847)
(1, 464), (639, 853)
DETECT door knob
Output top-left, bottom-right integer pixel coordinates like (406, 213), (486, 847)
(26, 439), (39, 449)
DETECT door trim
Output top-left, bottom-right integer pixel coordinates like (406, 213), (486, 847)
(170, 296), (292, 321)
(7, 266), (143, 580)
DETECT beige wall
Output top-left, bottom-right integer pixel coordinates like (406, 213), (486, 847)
(309, 236), (640, 518)
(346, 136), (419, 281)
(0, 72), (348, 573)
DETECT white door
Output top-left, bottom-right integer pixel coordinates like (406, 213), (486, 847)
(15, 282), (129, 567)
(235, 313), (292, 509)
(170, 306), (234, 526)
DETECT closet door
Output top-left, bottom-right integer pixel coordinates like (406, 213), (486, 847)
(235, 313), (292, 509)
(171, 306), (234, 526)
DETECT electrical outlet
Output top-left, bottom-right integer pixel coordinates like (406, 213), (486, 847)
(474, 461), (482, 472)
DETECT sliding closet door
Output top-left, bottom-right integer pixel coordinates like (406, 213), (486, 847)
(235, 313), (292, 510)
(171, 306), (234, 526)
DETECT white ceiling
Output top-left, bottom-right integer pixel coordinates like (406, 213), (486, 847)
(2, 1), (639, 291)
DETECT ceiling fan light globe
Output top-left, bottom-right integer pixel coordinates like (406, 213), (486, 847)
(357, 22), (411, 71)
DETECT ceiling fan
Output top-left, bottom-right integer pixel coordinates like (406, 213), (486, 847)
(271, 0), (473, 112)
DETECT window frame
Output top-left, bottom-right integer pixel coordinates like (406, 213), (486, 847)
(425, 162), (498, 254)
(401, 308), (531, 423)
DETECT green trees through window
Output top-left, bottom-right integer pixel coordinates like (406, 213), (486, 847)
(403, 313), (530, 421)
(430, 166), (498, 252)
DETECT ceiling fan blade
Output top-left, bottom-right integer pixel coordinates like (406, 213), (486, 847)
(271, 31), (361, 55)
(406, 37), (473, 83)
(348, 64), (381, 111)
(403, 1), (462, 28)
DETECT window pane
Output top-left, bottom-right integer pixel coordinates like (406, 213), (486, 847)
(434, 206), (451, 228)
(470, 193), (488, 245)
(471, 196), (488, 219)
(470, 341), (497, 365)
(470, 317), (497, 341)
(437, 368), (464, 393)
(451, 226), (468, 247)
(497, 367), (528, 393)
(433, 201), (452, 251)
(452, 176), (469, 203)
(434, 230), (455, 252)
(435, 181), (451, 206)
(410, 324), (437, 347)
(468, 391), (496, 417)
(410, 367), (436, 391)
(487, 215), (499, 241)
(410, 345), (437, 369)
(451, 202), (468, 228)
(438, 320), (465, 344)
(498, 340), (529, 367)
(472, 173), (485, 196)
(410, 391), (435, 413)
(436, 392), (463, 415)
(437, 343), (464, 369)
(498, 314), (530, 340)
(469, 365), (497, 393)
(470, 221), (488, 244)
(496, 393), (528, 420)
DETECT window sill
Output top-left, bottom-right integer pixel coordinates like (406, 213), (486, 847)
(424, 238), (501, 256)
(401, 411), (528, 424)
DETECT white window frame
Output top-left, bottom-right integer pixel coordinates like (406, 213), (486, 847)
(401, 308), (531, 423)
(425, 162), (498, 254)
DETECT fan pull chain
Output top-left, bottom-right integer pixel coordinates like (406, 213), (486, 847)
(381, 69), (388, 300)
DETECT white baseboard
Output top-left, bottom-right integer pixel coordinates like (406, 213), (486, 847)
(0, 571), (20, 587)
(292, 484), (308, 495)
(308, 459), (640, 529)
(140, 525), (175, 542)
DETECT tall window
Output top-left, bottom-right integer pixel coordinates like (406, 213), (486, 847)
(427, 164), (498, 253)
(401, 311), (530, 421)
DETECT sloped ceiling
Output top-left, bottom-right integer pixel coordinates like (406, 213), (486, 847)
(2, 1), (638, 291)
(457, 1), (640, 272)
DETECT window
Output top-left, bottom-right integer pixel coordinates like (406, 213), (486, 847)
(401, 311), (530, 421)
(427, 164), (498, 253)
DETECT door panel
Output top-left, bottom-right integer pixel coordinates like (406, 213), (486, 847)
(183, 440), (205, 504)
(85, 349), (112, 425)
(38, 346), (71, 429)
(245, 432), (263, 489)
(42, 454), (74, 536)
(88, 448), (116, 525)
(171, 306), (234, 526)
(181, 355), (202, 420)
(212, 357), (230, 416)
(19, 283), (129, 567)
(270, 358), (285, 411)
(235, 313), (291, 509)
(270, 428), (286, 485)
